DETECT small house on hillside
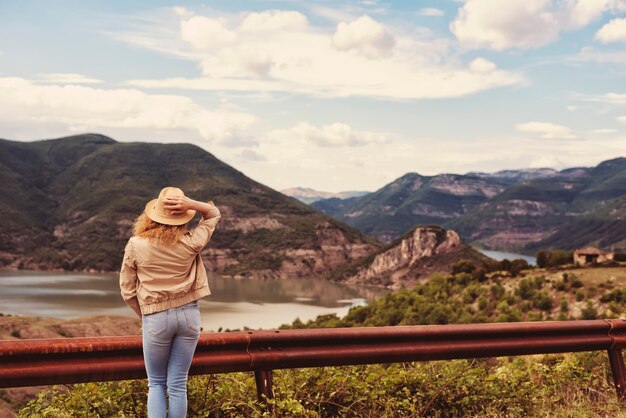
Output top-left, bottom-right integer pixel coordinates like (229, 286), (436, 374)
(573, 247), (614, 266)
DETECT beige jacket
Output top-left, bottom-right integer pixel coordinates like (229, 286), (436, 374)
(119, 203), (221, 316)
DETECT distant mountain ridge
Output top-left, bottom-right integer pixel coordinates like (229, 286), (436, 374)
(312, 159), (626, 253)
(281, 187), (369, 204)
(467, 167), (562, 181)
(313, 171), (511, 243)
(0, 134), (379, 277)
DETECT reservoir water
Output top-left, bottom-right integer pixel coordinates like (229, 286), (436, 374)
(0, 271), (384, 332)
(477, 249), (536, 266)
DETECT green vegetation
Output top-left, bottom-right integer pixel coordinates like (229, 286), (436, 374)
(293, 265), (626, 329)
(20, 264), (626, 416)
(19, 354), (626, 417)
(0, 135), (377, 273)
(536, 249), (572, 268)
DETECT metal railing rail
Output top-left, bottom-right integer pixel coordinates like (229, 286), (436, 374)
(2, 319), (626, 402)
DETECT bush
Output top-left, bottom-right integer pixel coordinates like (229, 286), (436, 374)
(452, 259), (476, 274)
(600, 288), (626, 304)
(517, 278), (539, 300)
(536, 249), (572, 268)
(510, 259), (530, 276)
(580, 302), (598, 320)
(532, 291), (553, 311)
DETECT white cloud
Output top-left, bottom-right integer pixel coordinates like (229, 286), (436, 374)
(592, 128), (619, 133)
(173, 7), (191, 17)
(451, 0), (621, 50)
(266, 122), (391, 147)
(37, 73), (103, 84)
(469, 58), (497, 73)
(451, 0), (560, 50)
(418, 8), (444, 17)
(0, 77), (256, 144)
(595, 18), (626, 42)
(199, 46), (274, 78)
(332, 15), (395, 58)
(528, 154), (564, 168)
(306, 5), (356, 24)
(575, 46), (626, 65)
(180, 16), (237, 49)
(236, 149), (267, 161)
(618, 115), (626, 123)
(240, 10), (309, 32)
(565, 0), (615, 29)
(515, 121), (580, 139)
(120, 9), (523, 100)
(586, 92), (626, 104)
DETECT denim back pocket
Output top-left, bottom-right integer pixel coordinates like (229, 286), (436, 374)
(144, 310), (168, 337)
(182, 303), (201, 335)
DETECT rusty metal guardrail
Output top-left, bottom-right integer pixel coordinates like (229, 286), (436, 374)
(2, 319), (626, 403)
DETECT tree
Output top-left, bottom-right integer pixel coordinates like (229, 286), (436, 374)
(536, 250), (548, 268)
(510, 259), (530, 276)
(452, 259), (476, 274)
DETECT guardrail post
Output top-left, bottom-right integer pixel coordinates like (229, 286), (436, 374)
(608, 349), (626, 399)
(254, 369), (274, 406)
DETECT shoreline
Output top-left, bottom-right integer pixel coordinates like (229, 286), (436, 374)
(0, 314), (141, 340)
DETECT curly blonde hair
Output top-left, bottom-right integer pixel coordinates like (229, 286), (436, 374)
(133, 213), (188, 245)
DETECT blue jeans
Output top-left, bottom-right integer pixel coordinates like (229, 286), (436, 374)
(142, 301), (201, 418)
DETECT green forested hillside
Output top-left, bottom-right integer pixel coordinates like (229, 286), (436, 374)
(0, 134), (378, 274)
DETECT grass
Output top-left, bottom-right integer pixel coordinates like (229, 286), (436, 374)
(547, 265), (626, 288)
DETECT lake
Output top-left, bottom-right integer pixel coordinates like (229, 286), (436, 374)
(476, 249), (536, 266)
(0, 271), (385, 331)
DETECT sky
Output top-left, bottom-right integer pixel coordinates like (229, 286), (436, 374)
(1, 0), (626, 193)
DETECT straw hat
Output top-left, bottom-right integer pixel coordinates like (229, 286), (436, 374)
(144, 187), (196, 226)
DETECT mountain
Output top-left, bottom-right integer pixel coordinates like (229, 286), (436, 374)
(312, 172), (509, 243)
(449, 159), (626, 252)
(467, 167), (561, 182)
(328, 225), (492, 288)
(0, 134), (380, 277)
(281, 187), (369, 204)
(311, 160), (626, 253)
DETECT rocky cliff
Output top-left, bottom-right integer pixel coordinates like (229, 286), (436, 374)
(331, 225), (491, 288)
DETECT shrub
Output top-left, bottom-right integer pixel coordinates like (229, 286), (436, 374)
(452, 259), (476, 274)
(536, 249), (572, 268)
(532, 291), (553, 311)
(517, 278), (537, 300)
(510, 259), (530, 276)
(580, 302), (598, 320)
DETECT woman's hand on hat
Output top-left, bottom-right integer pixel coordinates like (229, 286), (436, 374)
(163, 195), (193, 215)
